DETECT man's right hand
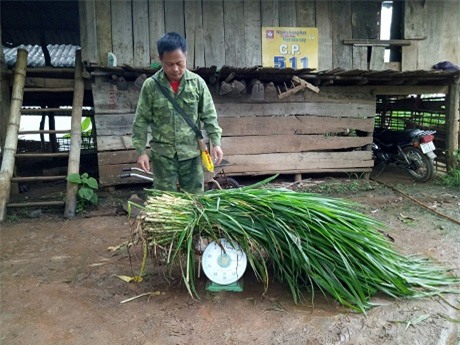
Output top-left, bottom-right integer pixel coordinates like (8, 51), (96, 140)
(137, 153), (150, 173)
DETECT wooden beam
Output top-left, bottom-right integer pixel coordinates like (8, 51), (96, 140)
(223, 167), (373, 177)
(445, 82), (460, 170)
(111, 0), (134, 66)
(24, 67), (75, 76)
(133, 0), (150, 67)
(15, 152), (69, 158)
(223, 0), (245, 67)
(185, 0), (205, 68)
(221, 135), (372, 156)
(94, 113), (136, 136)
(404, 0), (427, 40)
(7, 200), (65, 208)
(97, 151), (374, 186)
(352, 46), (368, 70)
(64, 50), (85, 218)
(344, 39), (412, 46)
(244, 0), (262, 66)
(79, 0), (98, 65)
(316, 0), (333, 70)
(203, 1), (225, 67)
(0, 48), (27, 222)
(261, 0), (279, 27)
(24, 88), (74, 93)
(350, 1), (380, 40)
(222, 151), (373, 175)
(331, 0), (353, 70)
(403, 1), (459, 71)
(93, 101), (376, 137)
(97, 135), (372, 159)
(95, 0), (112, 67)
(369, 46), (385, 71)
(21, 108), (73, 114)
(91, 78), (141, 114)
(219, 116), (375, 136)
(324, 85), (449, 96)
(98, 150), (138, 166)
(402, 0), (426, 70)
(12, 176), (67, 182)
(279, 0), (296, 27)
(22, 77), (74, 89)
(164, 0), (185, 36)
(215, 102), (376, 118)
(277, 77), (320, 99)
(95, 116), (375, 152)
(96, 135), (137, 151)
(296, 0), (315, 27)
(148, 0), (165, 65)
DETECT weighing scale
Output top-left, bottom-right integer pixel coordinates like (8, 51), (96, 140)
(201, 238), (247, 292)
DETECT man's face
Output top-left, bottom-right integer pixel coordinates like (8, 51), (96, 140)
(160, 49), (187, 82)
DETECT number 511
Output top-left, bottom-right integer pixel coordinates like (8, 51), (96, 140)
(274, 56), (309, 69)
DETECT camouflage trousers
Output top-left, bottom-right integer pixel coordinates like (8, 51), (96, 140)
(151, 151), (204, 194)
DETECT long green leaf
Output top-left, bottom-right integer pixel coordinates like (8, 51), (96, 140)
(130, 185), (460, 312)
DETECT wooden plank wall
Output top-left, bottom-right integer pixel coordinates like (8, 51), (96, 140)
(85, 0), (460, 186)
(80, 0), (386, 71)
(402, 0), (460, 70)
(80, 0), (460, 71)
(93, 78), (375, 186)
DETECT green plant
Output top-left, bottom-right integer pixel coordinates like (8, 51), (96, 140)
(440, 169), (460, 187)
(63, 117), (92, 139)
(438, 151), (460, 188)
(5, 213), (19, 222)
(66, 172), (99, 212)
(129, 176), (459, 312)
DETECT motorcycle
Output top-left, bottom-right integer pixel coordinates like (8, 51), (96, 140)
(372, 128), (437, 182)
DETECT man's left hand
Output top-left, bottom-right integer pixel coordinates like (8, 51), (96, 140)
(212, 146), (224, 166)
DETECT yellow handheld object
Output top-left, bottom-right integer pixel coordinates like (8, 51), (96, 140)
(199, 139), (214, 172)
(201, 151), (214, 172)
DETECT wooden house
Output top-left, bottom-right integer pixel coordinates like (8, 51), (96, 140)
(1, 0), (459, 188)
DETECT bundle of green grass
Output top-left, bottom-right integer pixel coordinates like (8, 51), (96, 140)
(131, 177), (459, 312)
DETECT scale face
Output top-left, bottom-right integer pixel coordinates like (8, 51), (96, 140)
(202, 238), (247, 285)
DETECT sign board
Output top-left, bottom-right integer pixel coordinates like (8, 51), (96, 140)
(262, 27), (318, 70)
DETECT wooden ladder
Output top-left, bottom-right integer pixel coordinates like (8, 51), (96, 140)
(0, 48), (84, 221)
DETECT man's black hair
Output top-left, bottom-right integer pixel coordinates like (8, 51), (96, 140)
(157, 32), (187, 59)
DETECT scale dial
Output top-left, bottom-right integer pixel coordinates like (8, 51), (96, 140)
(202, 238), (247, 285)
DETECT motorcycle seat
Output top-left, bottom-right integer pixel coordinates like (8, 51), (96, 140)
(373, 128), (424, 145)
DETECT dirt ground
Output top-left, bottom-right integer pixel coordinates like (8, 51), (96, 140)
(1, 167), (459, 345)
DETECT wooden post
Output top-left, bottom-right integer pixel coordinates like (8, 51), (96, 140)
(445, 81), (460, 170)
(39, 114), (46, 150)
(0, 48), (28, 222)
(0, 43), (10, 152)
(49, 113), (58, 152)
(64, 50), (84, 218)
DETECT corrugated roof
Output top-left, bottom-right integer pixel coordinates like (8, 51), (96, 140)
(3, 44), (79, 68)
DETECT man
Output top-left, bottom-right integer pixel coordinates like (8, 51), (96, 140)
(132, 32), (223, 194)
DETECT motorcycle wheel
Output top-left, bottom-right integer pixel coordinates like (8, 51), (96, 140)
(402, 147), (434, 182)
(208, 177), (240, 190)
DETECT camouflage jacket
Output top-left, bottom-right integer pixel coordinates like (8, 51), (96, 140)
(132, 69), (222, 160)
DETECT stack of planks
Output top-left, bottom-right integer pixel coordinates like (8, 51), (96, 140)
(93, 76), (375, 187)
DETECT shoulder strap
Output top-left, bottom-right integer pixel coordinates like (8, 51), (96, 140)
(153, 77), (203, 140)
